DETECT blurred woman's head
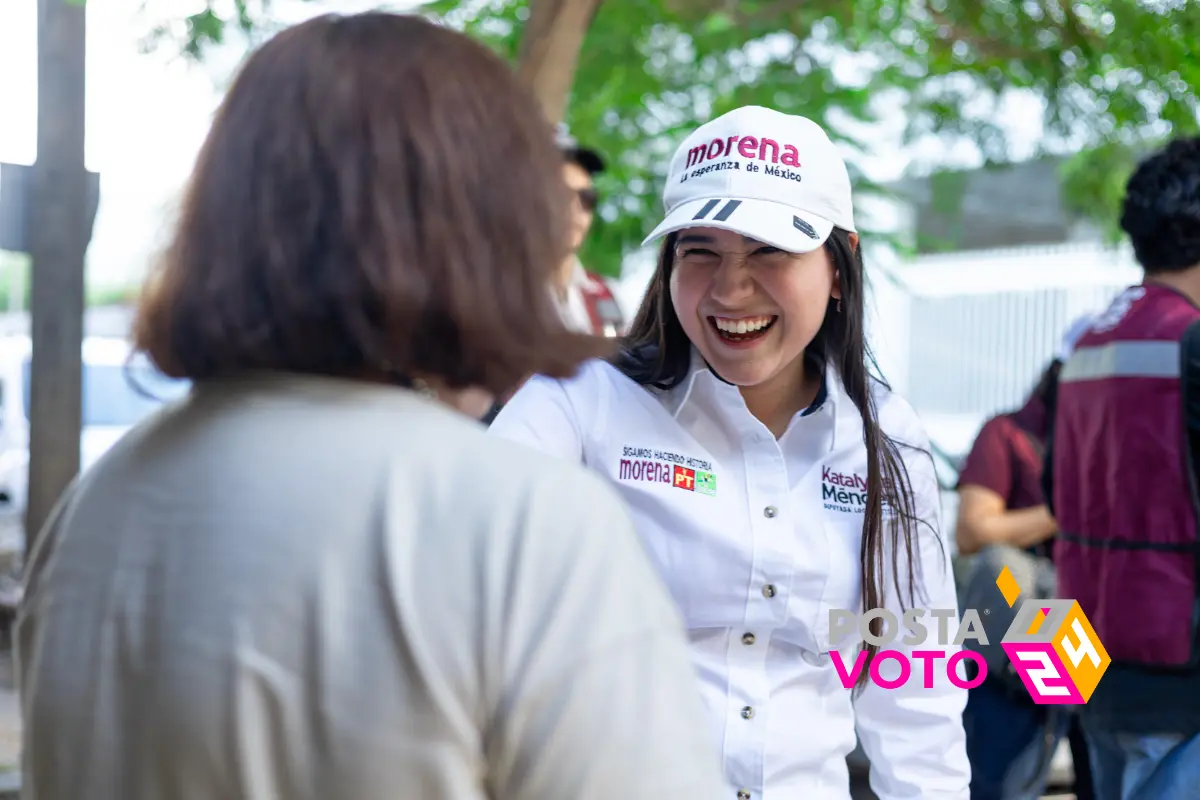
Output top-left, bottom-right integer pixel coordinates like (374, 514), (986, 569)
(134, 12), (606, 405)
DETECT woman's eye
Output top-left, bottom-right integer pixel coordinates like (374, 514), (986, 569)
(680, 248), (719, 258)
(754, 246), (783, 256)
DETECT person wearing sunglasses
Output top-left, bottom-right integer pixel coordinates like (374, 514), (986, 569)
(555, 126), (625, 338)
(480, 129), (626, 426)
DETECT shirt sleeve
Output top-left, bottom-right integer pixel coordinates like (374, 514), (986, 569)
(852, 418), (971, 799)
(486, 468), (725, 800)
(956, 416), (1013, 502)
(487, 374), (585, 463)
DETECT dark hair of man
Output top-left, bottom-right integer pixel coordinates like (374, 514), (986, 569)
(563, 147), (605, 176)
(1120, 136), (1200, 274)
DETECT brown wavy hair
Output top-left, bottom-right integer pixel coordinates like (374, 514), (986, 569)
(134, 12), (610, 394)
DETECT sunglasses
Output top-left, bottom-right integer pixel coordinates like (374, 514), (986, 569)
(576, 187), (598, 213)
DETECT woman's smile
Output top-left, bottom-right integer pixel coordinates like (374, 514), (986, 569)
(708, 314), (779, 348)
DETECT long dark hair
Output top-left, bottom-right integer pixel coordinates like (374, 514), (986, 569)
(614, 228), (937, 689)
(1032, 359), (1063, 414)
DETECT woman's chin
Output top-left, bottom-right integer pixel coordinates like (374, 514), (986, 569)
(698, 351), (781, 388)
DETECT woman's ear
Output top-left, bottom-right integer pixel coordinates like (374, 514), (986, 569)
(848, 232), (859, 253)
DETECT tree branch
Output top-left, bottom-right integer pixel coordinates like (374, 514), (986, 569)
(517, 0), (606, 124)
(925, 7), (1034, 62)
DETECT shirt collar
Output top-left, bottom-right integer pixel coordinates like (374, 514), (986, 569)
(660, 346), (851, 452)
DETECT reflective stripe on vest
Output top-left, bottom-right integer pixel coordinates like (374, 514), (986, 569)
(1059, 340), (1181, 383)
(1052, 284), (1200, 668)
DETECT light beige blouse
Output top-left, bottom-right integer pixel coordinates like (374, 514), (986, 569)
(16, 373), (723, 800)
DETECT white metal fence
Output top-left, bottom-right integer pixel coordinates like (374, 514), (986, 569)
(905, 283), (1134, 418)
(864, 241), (1143, 459)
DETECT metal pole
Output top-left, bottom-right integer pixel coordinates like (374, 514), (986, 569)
(25, 0), (88, 553)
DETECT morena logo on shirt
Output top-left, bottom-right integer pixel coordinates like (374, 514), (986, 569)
(618, 445), (717, 496)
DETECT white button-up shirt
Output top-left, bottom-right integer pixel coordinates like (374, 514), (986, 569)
(489, 352), (970, 800)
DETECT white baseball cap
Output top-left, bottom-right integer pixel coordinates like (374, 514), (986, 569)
(643, 105), (856, 253)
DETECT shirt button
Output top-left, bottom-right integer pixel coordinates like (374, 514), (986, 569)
(763, 505), (777, 518)
(737, 792), (751, 800)
(742, 632), (756, 645)
(762, 584), (777, 598)
(741, 705), (755, 719)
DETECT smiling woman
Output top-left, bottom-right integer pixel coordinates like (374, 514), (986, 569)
(489, 105), (969, 799)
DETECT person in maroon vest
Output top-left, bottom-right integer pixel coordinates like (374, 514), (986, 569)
(957, 329), (1095, 800)
(1045, 136), (1200, 798)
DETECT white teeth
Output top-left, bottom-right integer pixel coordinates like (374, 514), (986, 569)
(714, 316), (774, 334)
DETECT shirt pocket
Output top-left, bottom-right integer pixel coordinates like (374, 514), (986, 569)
(814, 512), (865, 653)
(600, 475), (740, 627)
(628, 490), (753, 627)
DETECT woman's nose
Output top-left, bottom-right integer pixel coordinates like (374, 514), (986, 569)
(709, 256), (755, 305)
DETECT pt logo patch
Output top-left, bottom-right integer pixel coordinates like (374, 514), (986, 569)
(673, 466), (695, 490)
(619, 445), (717, 496)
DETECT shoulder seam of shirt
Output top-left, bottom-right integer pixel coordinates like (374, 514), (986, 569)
(874, 389), (930, 451)
(557, 360), (610, 458)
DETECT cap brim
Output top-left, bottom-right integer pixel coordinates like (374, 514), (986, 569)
(642, 196), (834, 254)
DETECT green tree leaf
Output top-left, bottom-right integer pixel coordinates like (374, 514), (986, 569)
(145, 0), (1200, 276)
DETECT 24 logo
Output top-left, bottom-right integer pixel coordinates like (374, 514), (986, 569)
(995, 568), (1110, 704)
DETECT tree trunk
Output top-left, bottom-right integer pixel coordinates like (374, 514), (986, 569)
(517, 0), (604, 125)
(26, 0), (88, 554)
